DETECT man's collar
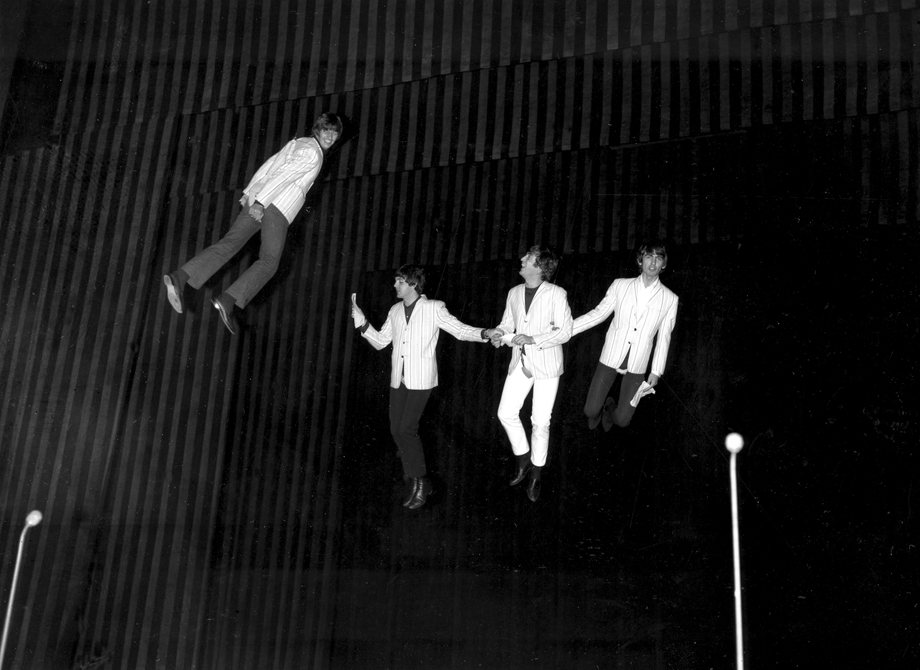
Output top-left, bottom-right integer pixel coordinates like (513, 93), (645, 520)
(637, 276), (660, 290)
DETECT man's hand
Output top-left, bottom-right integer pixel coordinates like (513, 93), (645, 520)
(648, 373), (660, 387)
(249, 202), (265, 222)
(485, 328), (504, 348)
(351, 295), (366, 329)
(511, 334), (535, 346)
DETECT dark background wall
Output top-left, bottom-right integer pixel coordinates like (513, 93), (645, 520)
(0, 1), (917, 668)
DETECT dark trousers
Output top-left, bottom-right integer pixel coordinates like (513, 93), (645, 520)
(583, 361), (646, 429)
(182, 203), (288, 309)
(389, 383), (433, 478)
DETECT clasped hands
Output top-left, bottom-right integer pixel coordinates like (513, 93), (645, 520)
(483, 329), (534, 348)
(240, 196), (265, 222)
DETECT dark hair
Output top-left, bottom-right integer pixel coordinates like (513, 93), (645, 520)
(635, 240), (668, 269)
(396, 264), (426, 294)
(311, 112), (343, 138)
(527, 245), (559, 281)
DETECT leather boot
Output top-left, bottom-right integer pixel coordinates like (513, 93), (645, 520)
(526, 466), (543, 502)
(509, 453), (532, 486)
(402, 478), (420, 507)
(601, 397), (617, 432)
(406, 477), (432, 510)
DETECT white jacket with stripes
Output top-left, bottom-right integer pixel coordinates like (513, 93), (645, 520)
(573, 276), (678, 377)
(495, 282), (573, 380)
(362, 296), (484, 390)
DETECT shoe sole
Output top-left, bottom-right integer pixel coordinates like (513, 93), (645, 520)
(212, 298), (236, 334)
(163, 275), (183, 314)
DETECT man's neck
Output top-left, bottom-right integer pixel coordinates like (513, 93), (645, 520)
(640, 274), (658, 288)
(523, 277), (543, 290)
(402, 292), (420, 306)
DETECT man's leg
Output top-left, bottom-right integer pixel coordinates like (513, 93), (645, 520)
(389, 384), (432, 479)
(611, 372), (646, 428)
(529, 376), (560, 467)
(181, 209), (261, 290)
(583, 362), (619, 429)
(224, 204), (289, 309)
(524, 375), (561, 502)
(497, 363), (536, 457)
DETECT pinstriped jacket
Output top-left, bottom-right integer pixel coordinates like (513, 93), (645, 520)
(495, 282), (573, 380)
(573, 276), (678, 377)
(242, 137), (324, 223)
(361, 296), (485, 390)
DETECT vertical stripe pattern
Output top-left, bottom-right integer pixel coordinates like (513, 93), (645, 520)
(1, 1), (917, 668)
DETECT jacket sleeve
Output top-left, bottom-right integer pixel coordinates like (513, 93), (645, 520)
(572, 281), (618, 336)
(435, 302), (488, 342)
(243, 143), (290, 194)
(533, 287), (573, 349)
(495, 292), (516, 336)
(251, 142), (323, 208)
(361, 307), (395, 351)
(650, 295), (679, 377)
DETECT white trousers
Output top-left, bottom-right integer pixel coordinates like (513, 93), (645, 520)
(496, 362), (560, 467)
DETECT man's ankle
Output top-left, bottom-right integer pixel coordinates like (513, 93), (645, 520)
(218, 293), (237, 311)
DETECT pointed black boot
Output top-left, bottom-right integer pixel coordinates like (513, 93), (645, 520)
(402, 478), (420, 507)
(509, 453), (533, 486)
(406, 477), (432, 510)
(526, 466), (542, 502)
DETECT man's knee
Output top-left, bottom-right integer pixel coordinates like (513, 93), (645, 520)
(613, 410), (633, 428)
(532, 421), (551, 437)
(260, 251), (281, 272)
(497, 405), (518, 425)
(390, 422), (410, 442)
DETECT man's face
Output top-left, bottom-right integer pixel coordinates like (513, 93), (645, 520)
(317, 127), (340, 150)
(519, 253), (541, 280)
(393, 276), (414, 300)
(638, 251), (666, 280)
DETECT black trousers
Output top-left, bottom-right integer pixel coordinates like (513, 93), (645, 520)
(389, 383), (433, 478)
(583, 361), (645, 429)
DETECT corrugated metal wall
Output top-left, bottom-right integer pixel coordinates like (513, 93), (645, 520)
(0, 1), (917, 668)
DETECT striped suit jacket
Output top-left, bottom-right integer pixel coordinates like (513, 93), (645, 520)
(362, 296), (484, 390)
(242, 136), (324, 223)
(573, 276), (678, 377)
(495, 282), (573, 380)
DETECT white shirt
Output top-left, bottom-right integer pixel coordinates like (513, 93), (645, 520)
(626, 277), (660, 351)
(242, 137), (324, 223)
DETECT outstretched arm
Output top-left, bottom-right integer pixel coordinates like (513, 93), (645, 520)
(434, 302), (494, 343)
(352, 295), (393, 351)
(572, 282), (618, 336)
(649, 296), (679, 380)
